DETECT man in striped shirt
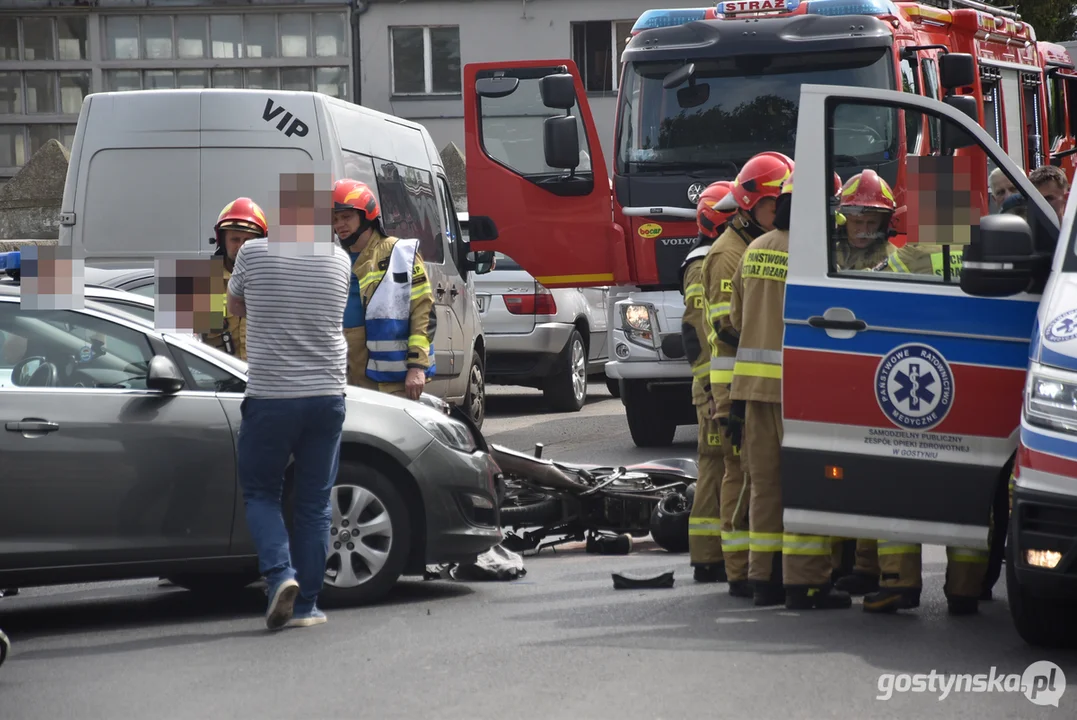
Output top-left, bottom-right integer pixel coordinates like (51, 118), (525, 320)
(227, 181), (353, 631)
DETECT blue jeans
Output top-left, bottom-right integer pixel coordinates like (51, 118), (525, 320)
(237, 394), (346, 614)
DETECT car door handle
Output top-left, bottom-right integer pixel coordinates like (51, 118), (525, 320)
(449, 285), (459, 298)
(6, 420), (59, 433)
(807, 316), (867, 331)
(436, 285), (446, 297)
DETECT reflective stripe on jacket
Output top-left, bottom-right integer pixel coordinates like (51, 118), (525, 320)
(681, 249), (711, 406)
(365, 237), (436, 383)
(884, 243), (963, 279)
(729, 229), (788, 404)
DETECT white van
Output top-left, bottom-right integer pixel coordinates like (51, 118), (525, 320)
(60, 89), (491, 426)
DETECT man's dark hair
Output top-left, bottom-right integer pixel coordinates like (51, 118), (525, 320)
(1030, 164), (1068, 190)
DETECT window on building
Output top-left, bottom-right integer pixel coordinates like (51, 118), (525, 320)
(246, 68), (279, 90)
(281, 68), (312, 92)
(176, 15), (208, 59)
(390, 26), (460, 96)
(177, 70), (208, 89)
(316, 67), (347, 98)
(0, 21), (17, 60)
(104, 15), (140, 60)
(315, 13), (347, 57)
(210, 14), (243, 59)
(142, 15), (173, 59)
(60, 72), (90, 114)
(244, 14), (277, 58)
(571, 20), (635, 93)
(23, 17), (56, 60)
(24, 72), (57, 114)
(0, 127), (26, 169)
(0, 73), (22, 114)
(280, 14), (311, 58)
(212, 69), (243, 89)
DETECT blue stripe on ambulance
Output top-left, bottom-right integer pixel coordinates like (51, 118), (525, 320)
(1020, 424), (1077, 462)
(785, 285), (1039, 342)
(783, 324), (1029, 369)
(1036, 345), (1077, 374)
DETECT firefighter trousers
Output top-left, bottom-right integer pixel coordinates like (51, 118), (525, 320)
(719, 421), (750, 581)
(877, 542), (988, 598)
(689, 402), (726, 566)
(831, 538), (879, 575)
(744, 401), (835, 588)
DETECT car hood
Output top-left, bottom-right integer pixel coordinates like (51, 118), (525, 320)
(1034, 273), (1077, 372)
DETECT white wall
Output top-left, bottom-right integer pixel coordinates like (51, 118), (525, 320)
(357, 0), (670, 173)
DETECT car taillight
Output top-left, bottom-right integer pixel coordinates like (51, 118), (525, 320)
(504, 291), (557, 315)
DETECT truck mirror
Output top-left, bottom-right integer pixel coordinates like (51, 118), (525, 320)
(959, 214), (1034, 297)
(543, 115), (581, 170)
(539, 74), (576, 110)
(941, 96), (978, 152)
(662, 63), (696, 89)
(677, 84), (710, 109)
(476, 76), (520, 99)
(939, 53), (975, 90)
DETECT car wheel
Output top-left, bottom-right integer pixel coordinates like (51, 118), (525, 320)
(465, 352), (486, 430)
(318, 462), (412, 607)
(0, 628), (9, 669)
(605, 376), (621, 398)
(1005, 524), (1077, 648)
(543, 329), (587, 412)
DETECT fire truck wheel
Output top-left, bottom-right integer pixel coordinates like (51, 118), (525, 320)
(623, 380), (677, 447)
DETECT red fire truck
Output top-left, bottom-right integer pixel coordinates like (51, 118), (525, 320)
(461, 0), (1076, 442)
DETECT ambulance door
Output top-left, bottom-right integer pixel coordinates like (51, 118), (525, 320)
(462, 60), (629, 288)
(781, 84), (1056, 550)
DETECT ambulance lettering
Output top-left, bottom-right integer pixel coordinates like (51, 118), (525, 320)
(875, 343), (955, 432)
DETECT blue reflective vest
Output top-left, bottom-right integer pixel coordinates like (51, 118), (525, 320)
(365, 238), (436, 383)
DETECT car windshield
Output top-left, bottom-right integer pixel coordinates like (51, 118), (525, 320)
(616, 47), (895, 175)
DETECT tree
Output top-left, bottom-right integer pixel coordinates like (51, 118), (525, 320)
(984, 1), (1077, 43)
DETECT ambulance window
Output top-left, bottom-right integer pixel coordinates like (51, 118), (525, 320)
(899, 58), (922, 154)
(825, 98), (1048, 285)
(374, 159), (444, 264)
(1022, 74), (1045, 169)
(921, 59), (941, 153)
(342, 150), (378, 189)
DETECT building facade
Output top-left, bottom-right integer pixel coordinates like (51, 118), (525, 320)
(357, 0), (667, 173)
(0, 0), (355, 181)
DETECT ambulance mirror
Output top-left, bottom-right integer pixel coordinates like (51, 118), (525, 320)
(543, 115), (580, 169)
(539, 74), (576, 110)
(959, 214), (1034, 298)
(939, 53), (975, 90)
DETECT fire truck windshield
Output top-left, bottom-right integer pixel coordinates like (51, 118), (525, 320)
(616, 47), (895, 176)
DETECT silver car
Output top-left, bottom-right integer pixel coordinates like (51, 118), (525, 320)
(463, 214), (610, 411)
(0, 281), (502, 604)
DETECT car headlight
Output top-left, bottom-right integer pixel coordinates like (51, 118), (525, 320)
(621, 303), (656, 347)
(405, 404), (478, 453)
(1025, 362), (1077, 434)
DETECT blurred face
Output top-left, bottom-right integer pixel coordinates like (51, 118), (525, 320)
(222, 229), (258, 260)
(333, 209), (362, 240)
(752, 197), (777, 232)
(845, 212), (885, 249)
(1035, 179), (1067, 222)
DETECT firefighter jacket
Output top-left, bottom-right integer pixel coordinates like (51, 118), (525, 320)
(344, 231), (436, 393)
(680, 245), (711, 406)
(834, 237), (894, 272)
(203, 268), (246, 361)
(701, 223), (754, 415)
(729, 229), (788, 405)
(881, 243), (963, 279)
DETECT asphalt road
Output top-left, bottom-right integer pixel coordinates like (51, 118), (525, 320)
(1, 382), (1075, 719)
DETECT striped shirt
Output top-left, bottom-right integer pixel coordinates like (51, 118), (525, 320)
(228, 239), (351, 398)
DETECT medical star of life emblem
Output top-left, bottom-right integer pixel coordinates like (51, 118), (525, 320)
(875, 343), (955, 432)
(1045, 309), (1077, 343)
(687, 183), (705, 203)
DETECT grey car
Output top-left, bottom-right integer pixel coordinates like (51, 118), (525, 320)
(0, 281), (502, 604)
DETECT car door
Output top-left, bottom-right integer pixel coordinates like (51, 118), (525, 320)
(435, 175), (471, 387)
(780, 84), (1057, 550)
(0, 299), (236, 570)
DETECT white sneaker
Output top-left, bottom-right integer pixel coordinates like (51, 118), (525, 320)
(286, 608), (327, 628)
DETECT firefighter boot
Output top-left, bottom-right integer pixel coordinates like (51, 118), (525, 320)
(785, 585), (853, 610)
(728, 580), (754, 598)
(863, 588), (921, 613)
(754, 554), (785, 606)
(834, 571), (880, 596)
(694, 563), (728, 583)
(947, 595), (980, 616)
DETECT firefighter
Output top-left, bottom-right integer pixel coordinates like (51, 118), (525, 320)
(702, 151), (794, 601)
(680, 180), (735, 583)
(833, 170), (897, 273)
(203, 197), (268, 360)
(331, 178), (436, 399)
(728, 170), (852, 610)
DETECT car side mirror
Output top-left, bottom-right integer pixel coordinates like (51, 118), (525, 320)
(468, 250), (495, 275)
(146, 354), (185, 393)
(960, 214), (1034, 298)
(939, 53), (975, 91)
